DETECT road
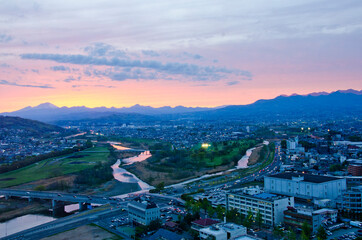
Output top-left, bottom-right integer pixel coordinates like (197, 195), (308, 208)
(0, 189), (125, 205)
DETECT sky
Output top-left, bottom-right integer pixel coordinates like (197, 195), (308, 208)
(0, 0), (362, 112)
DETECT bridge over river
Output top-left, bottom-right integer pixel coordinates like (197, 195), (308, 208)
(0, 189), (124, 216)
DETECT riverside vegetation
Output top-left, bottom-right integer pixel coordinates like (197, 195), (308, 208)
(126, 139), (259, 186)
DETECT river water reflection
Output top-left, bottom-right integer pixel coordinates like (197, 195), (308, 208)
(109, 143), (154, 190)
(0, 214), (55, 238)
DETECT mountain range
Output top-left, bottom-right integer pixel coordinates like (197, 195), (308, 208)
(1, 89), (361, 123)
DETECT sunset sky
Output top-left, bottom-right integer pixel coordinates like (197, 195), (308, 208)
(1, 0), (361, 112)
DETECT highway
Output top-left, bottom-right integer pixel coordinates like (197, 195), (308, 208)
(0, 207), (126, 240)
(0, 189), (124, 205)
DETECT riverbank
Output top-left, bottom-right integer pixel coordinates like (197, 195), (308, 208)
(0, 199), (51, 223)
(126, 160), (235, 186)
(247, 145), (264, 166)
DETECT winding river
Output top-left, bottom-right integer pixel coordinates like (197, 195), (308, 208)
(109, 142), (154, 191)
(110, 141), (269, 191)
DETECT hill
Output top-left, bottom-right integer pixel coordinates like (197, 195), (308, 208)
(0, 116), (64, 136)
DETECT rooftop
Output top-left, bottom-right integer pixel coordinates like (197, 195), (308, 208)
(229, 191), (288, 201)
(252, 192), (278, 200)
(147, 228), (183, 240)
(268, 173), (340, 183)
(192, 218), (220, 227)
(128, 198), (158, 209)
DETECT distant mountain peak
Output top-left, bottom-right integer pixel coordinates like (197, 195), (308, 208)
(277, 89), (361, 98)
(33, 102), (59, 109)
(337, 89), (362, 95)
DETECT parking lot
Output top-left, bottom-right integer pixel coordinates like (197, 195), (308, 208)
(327, 227), (360, 240)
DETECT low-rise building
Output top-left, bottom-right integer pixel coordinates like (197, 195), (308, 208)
(128, 199), (160, 225)
(191, 218), (220, 232)
(341, 185), (362, 214)
(284, 207), (338, 233)
(348, 164), (362, 176)
(199, 223), (247, 240)
(226, 191), (294, 226)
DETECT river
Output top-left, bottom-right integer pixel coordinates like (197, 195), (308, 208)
(0, 214), (55, 238)
(111, 159), (153, 190)
(109, 141), (154, 191)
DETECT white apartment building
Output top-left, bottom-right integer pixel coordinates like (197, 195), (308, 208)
(128, 200), (160, 225)
(226, 192), (294, 226)
(264, 173), (346, 200)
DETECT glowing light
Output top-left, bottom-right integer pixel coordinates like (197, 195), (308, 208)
(201, 143), (211, 149)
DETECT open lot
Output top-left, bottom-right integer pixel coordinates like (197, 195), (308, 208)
(0, 147), (109, 188)
(40, 224), (122, 240)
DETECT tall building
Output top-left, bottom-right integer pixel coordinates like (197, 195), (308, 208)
(264, 173), (346, 200)
(128, 199), (160, 225)
(226, 191), (294, 226)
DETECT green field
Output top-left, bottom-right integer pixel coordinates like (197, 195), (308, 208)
(0, 146), (110, 188)
(191, 140), (257, 167)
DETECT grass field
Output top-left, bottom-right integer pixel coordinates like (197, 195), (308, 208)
(0, 146), (110, 188)
(192, 140), (256, 167)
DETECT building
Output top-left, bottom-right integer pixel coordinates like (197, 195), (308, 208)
(128, 199), (160, 225)
(199, 223), (247, 240)
(284, 207), (338, 233)
(264, 173), (346, 200)
(146, 228), (185, 240)
(348, 164), (362, 176)
(192, 218), (220, 232)
(226, 191), (294, 226)
(341, 185), (362, 214)
(235, 236), (262, 240)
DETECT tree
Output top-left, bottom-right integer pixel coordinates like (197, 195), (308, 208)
(148, 219), (162, 231)
(215, 205), (225, 220)
(273, 226), (284, 239)
(286, 227), (297, 240)
(85, 139), (93, 148)
(185, 200), (193, 211)
(243, 209), (253, 228)
(281, 140), (287, 149)
(255, 210), (263, 228)
(191, 202), (201, 215)
(226, 208), (241, 224)
(207, 206), (215, 218)
(301, 222), (312, 240)
(316, 225), (327, 240)
(200, 198), (211, 215)
(34, 185), (46, 191)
